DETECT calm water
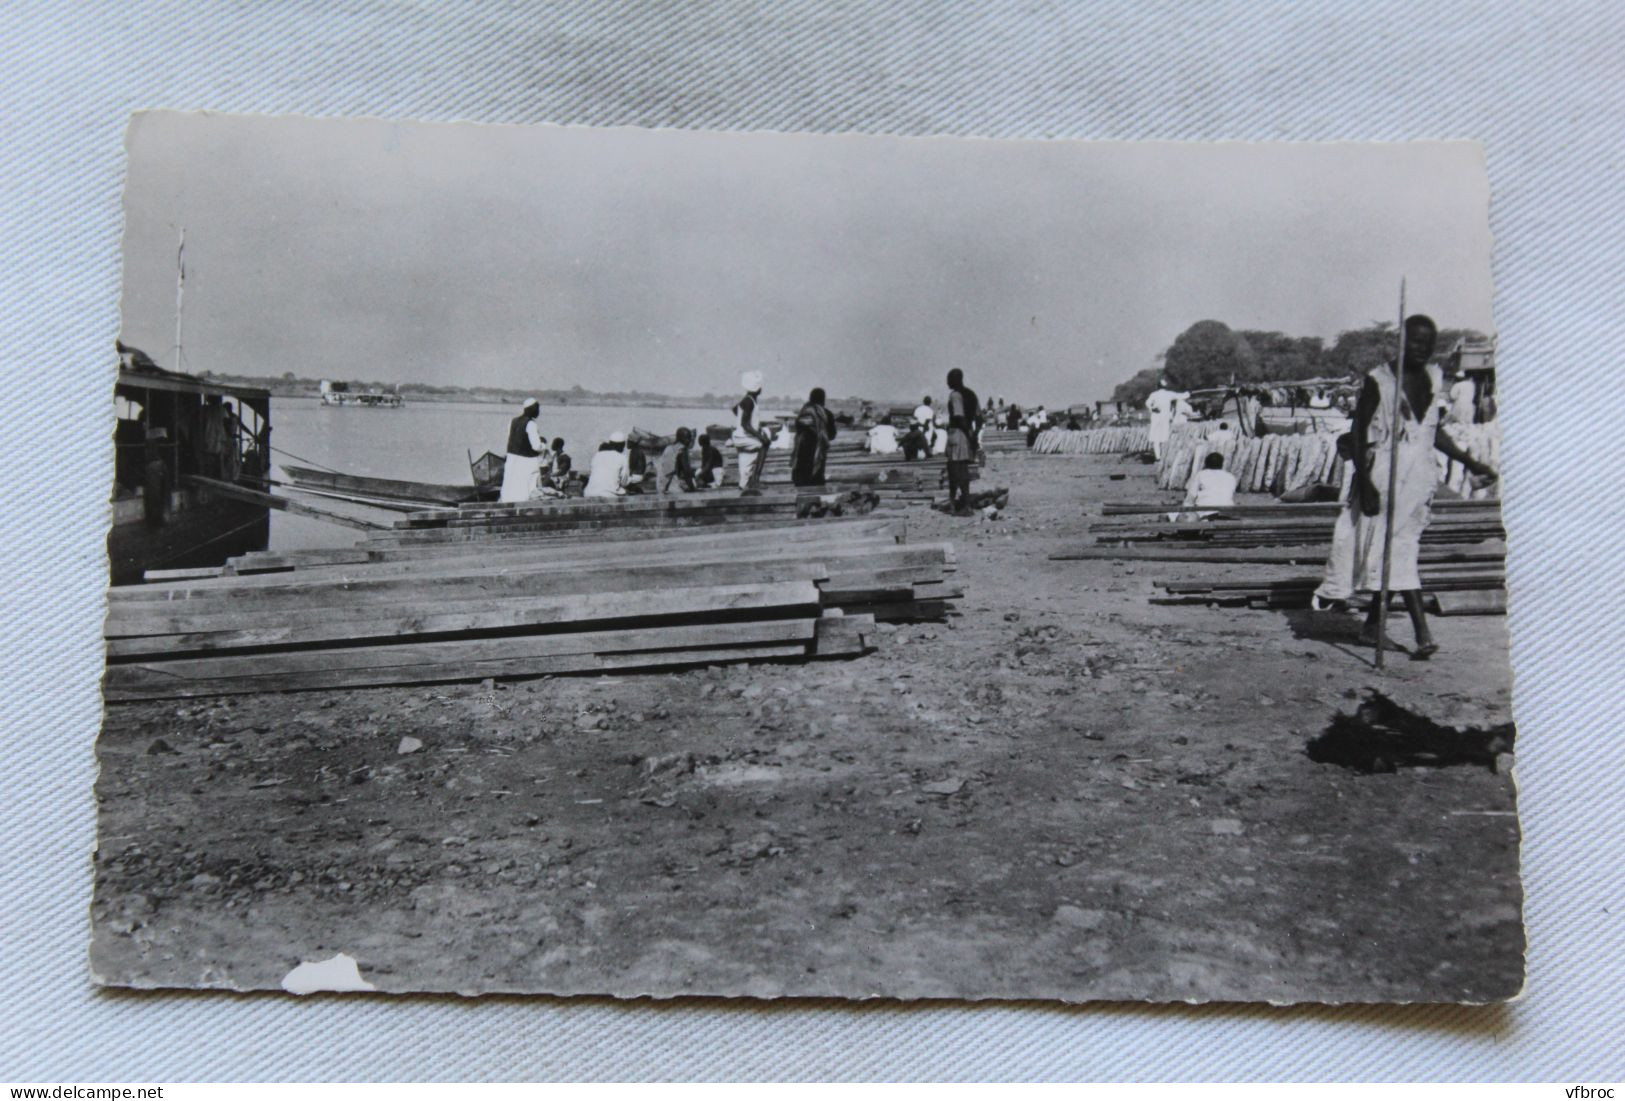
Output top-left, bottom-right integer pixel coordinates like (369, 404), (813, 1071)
(266, 397), (739, 550)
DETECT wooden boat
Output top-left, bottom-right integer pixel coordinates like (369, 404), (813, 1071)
(109, 348), (273, 585)
(281, 464), (493, 507)
(470, 450), (505, 493)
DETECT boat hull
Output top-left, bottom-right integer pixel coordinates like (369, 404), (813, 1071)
(281, 464), (491, 507)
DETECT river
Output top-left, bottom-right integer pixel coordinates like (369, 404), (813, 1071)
(265, 397), (747, 550)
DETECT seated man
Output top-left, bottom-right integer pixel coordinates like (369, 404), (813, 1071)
(1171, 451), (1237, 520)
(867, 419), (900, 455)
(654, 428), (698, 495)
(534, 437), (573, 493)
(696, 431), (726, 488)
(900, 423), (928, 461)
(583, 432), (631, 498)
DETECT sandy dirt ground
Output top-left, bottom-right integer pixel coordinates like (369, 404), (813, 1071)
(91, 453), (1523, 1003)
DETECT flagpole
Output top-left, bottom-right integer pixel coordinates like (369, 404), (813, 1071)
(1375, 278), (1407, 670)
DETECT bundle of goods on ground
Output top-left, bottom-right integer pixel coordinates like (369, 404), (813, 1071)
(1030, 424), (1151, 455)
(1057, 498), (1506, 613)
(105, 518), (960, 700)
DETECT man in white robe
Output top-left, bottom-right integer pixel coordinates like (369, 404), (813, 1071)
(1145, 380), (1189, 460)
(499, 398), (547, 503)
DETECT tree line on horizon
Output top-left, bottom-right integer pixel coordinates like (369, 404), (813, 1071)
(1110, 319), (1490, 407)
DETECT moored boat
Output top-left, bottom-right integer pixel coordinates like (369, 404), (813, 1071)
(318, 379), (404, 408)
(281, 464), (495, 508)
(109, 345), (273, 584)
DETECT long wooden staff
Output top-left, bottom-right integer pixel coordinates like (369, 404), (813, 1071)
(1375, 279), (1408, 670)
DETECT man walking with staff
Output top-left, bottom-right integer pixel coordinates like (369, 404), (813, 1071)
(1313, 308), (1498, 661)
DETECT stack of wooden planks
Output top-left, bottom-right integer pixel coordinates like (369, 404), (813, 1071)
(729, 448), (977, 502)
(1155, 431), (1344, 495)
(1031, 425), (1150, 455)
(108, 518), (959, 700)
(979, 428), (1031, 454)
(1056, 499), (1507, 614)
(381, 491), (858, 547)
(1084, 498), (1504, 550)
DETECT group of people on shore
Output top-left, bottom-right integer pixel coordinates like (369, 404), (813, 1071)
(497, 368), (987, 513)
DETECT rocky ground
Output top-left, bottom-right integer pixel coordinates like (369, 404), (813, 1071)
(91, 453), (1523, 1003)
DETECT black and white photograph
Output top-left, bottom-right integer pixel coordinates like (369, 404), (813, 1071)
(93, 113), (1521, 1003)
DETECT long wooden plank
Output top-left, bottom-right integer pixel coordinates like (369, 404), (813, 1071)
(183, 475), (386, 532)
(1051, 542), (1506, 565)
(141, 565), (228, 582)
(108, 618), (817, 682)
(1099, 499), (1500, 518)
(1157, 568), (1504, 594)
(109, 560), (839, 616)
(105, 640), (818, 700)
(113, 538), (946, 603)
(1432, 590), (1509, 616)
(363, 515), (907, 556)
(378, 510), (805, 544)
(106, 581), (823, 651)
(223, 515), (905, 572)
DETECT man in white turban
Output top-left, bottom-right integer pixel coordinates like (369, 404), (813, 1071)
(730, 371), (772, 495)
(499, 398), (547, 502)
(584, 430), (632, 498)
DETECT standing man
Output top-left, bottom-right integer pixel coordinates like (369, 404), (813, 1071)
(499, 398), (546, 503)
(1312, 315), (1498, 657)
(790, 387), (838, 487)
(1447, 367), (1478, 425)
(1145, 379), (1189, 460)
(913, 395), (938, 455)
(731, 370), (772, 496)
(944, 368), (981, 516)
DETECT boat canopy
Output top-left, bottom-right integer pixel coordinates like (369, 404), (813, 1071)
(117, 365), (271, 416)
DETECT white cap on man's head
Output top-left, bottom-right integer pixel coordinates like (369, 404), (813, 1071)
(609, 430), (628, 443)
(741, 370), (765, 393)
(522, 397), (540, 412)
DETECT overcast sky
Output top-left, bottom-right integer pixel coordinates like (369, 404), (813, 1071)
(121, 113), (1494, 403)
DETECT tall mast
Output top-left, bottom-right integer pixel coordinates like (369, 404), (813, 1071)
(173, 228), (185, 370)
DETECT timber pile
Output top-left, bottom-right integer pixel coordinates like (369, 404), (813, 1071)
(1155, 431), (1346, 495)
(980, 428), (1031, 453)
(1150, 571), (1507, 613)
(107, 518), (960, 700)
(1032, 425), (1150, 455)
(738, 449), (979, 502)
(1062, 498), (1506, 614)
(383, 491), (821, 545)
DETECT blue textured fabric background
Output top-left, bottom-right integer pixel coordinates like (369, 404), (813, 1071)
(2, 0), (1621, 1082)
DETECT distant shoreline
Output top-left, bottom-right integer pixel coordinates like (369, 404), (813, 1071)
(204, 378), (897, 414)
